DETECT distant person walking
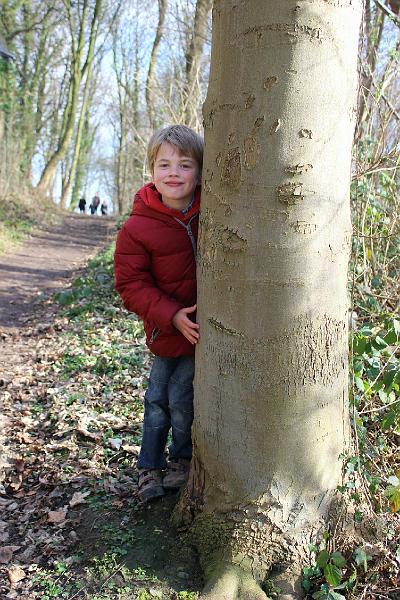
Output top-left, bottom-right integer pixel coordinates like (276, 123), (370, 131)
(91, 193), (100, 215)
(78, 197), (86, 213)
(101, 200), (108, 216)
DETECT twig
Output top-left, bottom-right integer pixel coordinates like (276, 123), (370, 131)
(357, 347), (399, 409)
(374, 0), (400, 26)
(360, 397), (400, 415)
(353, 164), (400, 179)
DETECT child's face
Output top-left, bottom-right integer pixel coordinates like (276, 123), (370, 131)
(152, 142), (199, 208)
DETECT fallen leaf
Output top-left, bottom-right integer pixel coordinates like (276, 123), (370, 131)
(121, 443), (140, 455)
(69, 491), (91, 507)
(108, 437), (122, 450)
(0, 531), (10, 542)
(13, 458), (25, 473)
(0, 546), (21, 564)
(7, 566), (26, 583)
(76, 422), (100, 441)
(47, 509), (67, 524)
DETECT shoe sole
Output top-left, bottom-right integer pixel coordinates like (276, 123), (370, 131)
(163, 479), (188, 490)
(138, 486), (165, 503)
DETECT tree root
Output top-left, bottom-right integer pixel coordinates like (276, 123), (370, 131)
(199, 564), (271, 600)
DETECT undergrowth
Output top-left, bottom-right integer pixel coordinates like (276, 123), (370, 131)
(0, 191), (62, 254)
(52, 235), (399, 599)
(302, 165), (399, 597)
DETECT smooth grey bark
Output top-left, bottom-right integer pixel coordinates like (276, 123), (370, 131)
(176, 2), (363, 598)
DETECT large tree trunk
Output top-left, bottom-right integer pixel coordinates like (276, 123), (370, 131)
(176, 2), (362, 598)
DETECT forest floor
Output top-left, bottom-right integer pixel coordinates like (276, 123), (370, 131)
(0, 213), (398, 600)
(0, 215), (202, 600)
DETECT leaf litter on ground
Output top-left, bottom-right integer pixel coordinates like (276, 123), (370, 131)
(0, 242), (398, 599)
(0, 245), (202, 599)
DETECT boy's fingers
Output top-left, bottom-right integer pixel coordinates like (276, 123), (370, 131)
(184, 319), (199, 329)
(183, 325), (199, 344)
(184, 304), (197, 314)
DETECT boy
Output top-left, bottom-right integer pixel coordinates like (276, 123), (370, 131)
(114, 125), (203, 502)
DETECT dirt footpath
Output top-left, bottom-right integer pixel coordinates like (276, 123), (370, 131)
(0, 213), (116, 335)
(0, 213), (116, 466)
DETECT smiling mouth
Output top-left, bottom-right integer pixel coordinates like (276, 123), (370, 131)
(165, 182), (183, 186)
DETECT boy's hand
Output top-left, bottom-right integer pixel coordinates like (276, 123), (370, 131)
(172, 305), (200, 345)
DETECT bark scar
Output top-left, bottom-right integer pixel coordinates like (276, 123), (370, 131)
(277, 182), (304, 205)
(209, 318), (244, 337)
(285, 163), (313, 175)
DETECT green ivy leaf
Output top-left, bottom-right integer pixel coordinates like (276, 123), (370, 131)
(324, 564), (342, 587)
(384, 328), (397, 345)
(378, 388), (387, 403)
(354, 547), (370, 572)
(346, 570), (358, 589)
(353, 336), (367, 355)
(354, 377), (365, 392)
(353, 359), (364, 375)
(384, 485), (400, 513)
(55, 290), (75, 306)
(372, 335), (388, 349)
(383, 366), (399, 392)
(358, 325), (372, 336)
(312, 590), (329, 599)
(381, 410), (397, 431)
(387, 475), (400, 486)
(316, 550), (330, 568)
(331, 552), (347, 568)
(392, 318), (400, 336)
(329, 592), (346, 600)
(312, 590), (346, 600)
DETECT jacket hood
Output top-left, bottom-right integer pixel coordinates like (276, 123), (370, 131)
(131, 182), (200, 223)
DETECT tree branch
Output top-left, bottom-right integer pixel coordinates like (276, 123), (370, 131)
(3, 6), (56, 41)
(374, 0), (400, 26)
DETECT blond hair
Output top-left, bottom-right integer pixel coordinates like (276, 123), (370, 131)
(147, 125), (204, 174)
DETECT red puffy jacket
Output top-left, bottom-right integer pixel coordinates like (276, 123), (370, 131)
(114, 182), (200, 357)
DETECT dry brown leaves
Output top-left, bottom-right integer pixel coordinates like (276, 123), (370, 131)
(0, 311), (150, 598)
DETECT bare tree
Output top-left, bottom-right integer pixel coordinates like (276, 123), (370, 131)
(145, 0), (167, 129)
(183, 0), (212, 127)
(36, 0), (103, 196)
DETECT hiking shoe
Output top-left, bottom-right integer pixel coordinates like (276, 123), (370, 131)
(163, 458), (190, 489)
(137, 469), (165, 502)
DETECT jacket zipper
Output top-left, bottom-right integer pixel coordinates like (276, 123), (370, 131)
(173, 214), (197, 257)
(150, 215), (197, 345)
